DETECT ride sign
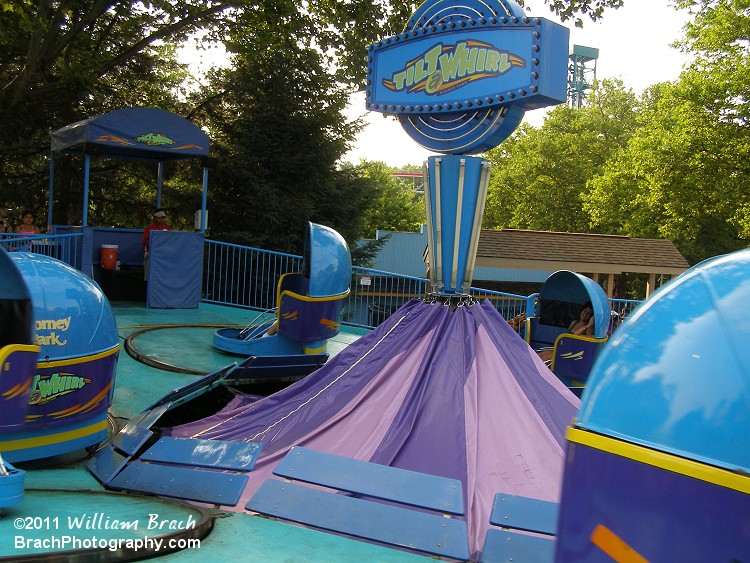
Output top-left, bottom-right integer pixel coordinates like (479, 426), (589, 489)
(366, 0), (569, 154)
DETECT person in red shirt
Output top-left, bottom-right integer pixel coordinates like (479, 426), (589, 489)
(142, 208), (171, 280)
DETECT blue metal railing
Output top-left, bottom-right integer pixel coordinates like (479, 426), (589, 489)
(607, 298), (640, 333)
(469, 286), (530, 329)
(203, 240), (303, 311)
(346, 268), (529, 329)
(3, 235), (640, 334)
(346, 267), (428, 328)
(202, 239), (531, 330)
(0, 233), (83, 268)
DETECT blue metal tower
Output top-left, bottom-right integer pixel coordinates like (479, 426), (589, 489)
(568, 44), (599, 108)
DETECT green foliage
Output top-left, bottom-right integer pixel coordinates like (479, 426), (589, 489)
(0, 0), (426, 232)
(194, 40), (373, 255)
(2, 0), (744, 271)
(483, 79), (638, 233)
(539, 0), (624, 27)
(357, 160), (424, 238)
(675, 0), (750, 125)
(584, 0), (750, 264)
(0, 0), (199, 225)
(352, 236), (389, 268)
(585, 81), (749, 263)
(484, 5), (750, 267)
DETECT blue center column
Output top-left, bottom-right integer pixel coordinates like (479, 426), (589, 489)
(424, 155), (491, 295)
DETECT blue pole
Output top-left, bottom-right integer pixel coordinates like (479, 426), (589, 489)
(201, 167), (208, 233)
(156, 162), (163, 208)
(82, 154), (90, 227)
(47, 152), (55, 231)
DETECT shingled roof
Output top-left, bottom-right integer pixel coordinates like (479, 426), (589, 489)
(474, 229), (690, 275)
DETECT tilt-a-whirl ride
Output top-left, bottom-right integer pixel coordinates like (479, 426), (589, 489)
(2, 0), (748, 558)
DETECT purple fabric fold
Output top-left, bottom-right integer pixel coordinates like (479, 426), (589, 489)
(167, 299), (580, 557)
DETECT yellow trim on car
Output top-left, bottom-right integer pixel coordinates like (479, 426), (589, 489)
(36, 345), (120, 369)
(567, 427), (750, 494)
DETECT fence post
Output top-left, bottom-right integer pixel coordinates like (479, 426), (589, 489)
(81, 227), (94, 278)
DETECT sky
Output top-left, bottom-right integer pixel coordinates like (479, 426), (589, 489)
(343, 0), (692, 167)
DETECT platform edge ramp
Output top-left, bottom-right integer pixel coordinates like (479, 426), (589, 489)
(246, 446), (469, 560)
(489, 493), (559, 535)
(480, 492), (559, 563)
(109, 461), (248, 506)
(86, 446), (130, 485)
(228, 354), (328, 382)
(480, 529), (555, 563)
(140, 437), (262, 471)
(91, 434), (262, 505)
(273, 445), (464, 514)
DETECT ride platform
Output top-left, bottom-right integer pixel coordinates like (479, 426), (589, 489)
(1, 301), (408, 562)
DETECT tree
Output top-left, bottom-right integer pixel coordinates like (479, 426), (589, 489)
(0, 1), (200, 224)
(0, 0), (416, 226)
(675, 0), (750, 242)
(483, 79), (639, 233)
(584, 0), (750, 263)
(0, 0), (655, 230)
(585, 83), (749, 263)
(356, 160), (424, 239)
(0, 0), (412, 144)
(194, 35), (375, 256)
(675, 0), (750, 125)
(544, 0), (624, 27)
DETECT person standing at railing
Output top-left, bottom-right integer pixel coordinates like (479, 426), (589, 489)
(142, 208), (171, 280)
(14, 210), (40, 235)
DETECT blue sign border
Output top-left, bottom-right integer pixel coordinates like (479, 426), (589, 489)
(367, 18), (568, 115)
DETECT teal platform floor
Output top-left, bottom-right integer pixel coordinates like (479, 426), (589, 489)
(1, 303), (429, 562)
(112, 302), (368, 421)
